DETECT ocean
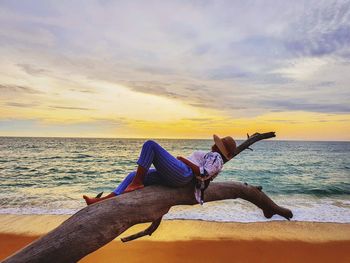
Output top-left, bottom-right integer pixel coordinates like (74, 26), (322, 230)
(0, 137), (349, 223)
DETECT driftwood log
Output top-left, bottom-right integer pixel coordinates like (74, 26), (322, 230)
(3, 132), (293, 263)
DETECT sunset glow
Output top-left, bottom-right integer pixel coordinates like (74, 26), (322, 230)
(1, 1), (349, 140)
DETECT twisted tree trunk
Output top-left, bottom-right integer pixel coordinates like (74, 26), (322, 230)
(3, 182), (292, 263)
(4, 132), (293, 262)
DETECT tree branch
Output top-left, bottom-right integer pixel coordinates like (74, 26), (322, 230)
(121, 216), (163, 242)
(234, 132), (276, 157)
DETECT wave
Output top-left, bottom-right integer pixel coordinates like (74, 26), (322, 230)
(0, 195), (349, 223)
(75, 154), (93, 158)
(273, 186), (350, 196)
(306, 186), (350, 196)
(40, 156), (63, 160)
(163, 196), (350, 223)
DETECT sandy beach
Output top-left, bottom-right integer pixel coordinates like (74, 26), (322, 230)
(1, 215), (349, 263)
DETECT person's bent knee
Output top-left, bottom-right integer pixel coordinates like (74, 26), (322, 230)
(143, 140), (157, 148)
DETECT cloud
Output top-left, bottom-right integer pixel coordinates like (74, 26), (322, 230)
(0, 84), (43, 94)
(118, 80), (212, 105)
(0, 0), (349, 129)
(6, 102), (39, 108)
(271, 57), (328, 81)
(284, 1), (350, 58)
(0, 118), (127, 137)
(135, 66), (177, 76)
(17, 63), (50, 75)
(265, 119), (304, 124)
(68, 88), (96, 94)
(285, 25), (350, 57)
(262, 99), (350, 114)
(48, 106), (93, 111)
(207, 65), (252, 80)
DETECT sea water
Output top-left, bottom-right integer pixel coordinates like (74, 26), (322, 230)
(0, 137), (349, 222)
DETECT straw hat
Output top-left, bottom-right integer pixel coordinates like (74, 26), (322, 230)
(213, 134), (237, 161)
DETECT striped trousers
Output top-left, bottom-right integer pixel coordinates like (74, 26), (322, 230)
(113, 140), (194, 195)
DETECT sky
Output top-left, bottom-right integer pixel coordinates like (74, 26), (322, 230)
(0, 0), (349, 140)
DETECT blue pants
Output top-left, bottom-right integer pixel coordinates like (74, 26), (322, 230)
(113, 140), (194, 195)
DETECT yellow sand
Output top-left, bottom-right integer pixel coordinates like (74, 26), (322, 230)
(1, 215), (349, 263)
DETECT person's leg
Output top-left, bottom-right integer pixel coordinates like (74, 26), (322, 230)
(124, 140), (157, 192)
(83, 171), (136, 205)
(83, 192), (116, 205)
(83, 169), (162, 205)
(125, 140), (193, 192)
(150, 145), (194, 187)
(124, 165), (147, 192)
(114, 168), (163, 194)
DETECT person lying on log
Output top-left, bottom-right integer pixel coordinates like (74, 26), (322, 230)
(83, 134), (236, 206)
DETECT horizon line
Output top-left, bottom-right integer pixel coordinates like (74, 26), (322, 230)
(0, 135), (349, 142)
